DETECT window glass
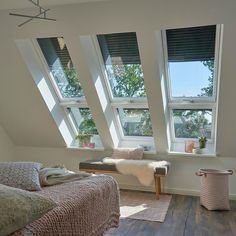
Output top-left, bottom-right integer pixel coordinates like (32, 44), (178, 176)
(38, 37), (84, 98)
(166, 25), (216, 98)
(67, 107), (98, 135)
(117, 108), (153, 136)
(67, 107), (102, 147)
(97, 32), (146, 98)
(173, 109), (212, 139)
(169, 60), (214, 97)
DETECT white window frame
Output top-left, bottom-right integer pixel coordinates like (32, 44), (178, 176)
(65, 107), (80, 136)
(162, 24), (222, 104)
(162, 24), (222, 144)
(33, 38), (101, 146)
(92, 35), (154, 142)
(112, 104), (153, 141)
(63, 105), (98, 135)
(34, 38), (86, 104)
(93, 36), (148, 103)
(169, 107), (216, 144)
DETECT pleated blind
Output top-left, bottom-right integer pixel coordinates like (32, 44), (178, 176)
(166, 25), (216, 62)
(37, 37), (72, 69)
(97, 32), (141, 65)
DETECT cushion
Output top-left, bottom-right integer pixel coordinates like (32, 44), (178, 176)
(0, 162), (42, 191)
(0, 184), (56, 235)
(79, 159), (170, 176)
(111, 148), (144, 160)
(79, 160), (118, 172)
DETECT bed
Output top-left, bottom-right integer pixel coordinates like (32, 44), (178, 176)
(11, 175), (120, 236)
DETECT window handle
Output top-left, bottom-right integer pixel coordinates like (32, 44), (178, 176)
(181, 99), (194, 103)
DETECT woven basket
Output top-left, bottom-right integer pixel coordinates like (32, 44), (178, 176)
(196, 169), (233, 210)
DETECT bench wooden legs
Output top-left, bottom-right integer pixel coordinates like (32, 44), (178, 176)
(154, 174), (161, 200)
(82, 168), (163, 200)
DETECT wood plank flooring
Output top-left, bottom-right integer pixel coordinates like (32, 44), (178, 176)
(106, 195), (236, 236)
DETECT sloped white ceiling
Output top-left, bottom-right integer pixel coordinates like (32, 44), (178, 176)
(0, 0), (110, 10)
(0, 0), (235, 156)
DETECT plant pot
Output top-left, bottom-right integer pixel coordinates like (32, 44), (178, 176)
(82, 143), (95, 148)
(76, 134), (93, 147)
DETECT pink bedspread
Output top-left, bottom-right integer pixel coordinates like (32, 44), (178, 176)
(12, 175), (120, 236)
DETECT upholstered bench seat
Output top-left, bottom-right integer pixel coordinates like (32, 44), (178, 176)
(79, 160), (118, 172)
(79, 159), (170, 199)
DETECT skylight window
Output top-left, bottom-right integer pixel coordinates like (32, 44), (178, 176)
(37, 37), (102, 148)
(96, 32), (154, 146)
(67, 107), (102, 147)
(37, 37), (84, 99)
(163, 24), (221, 152)
(117, 108), (153, 137)
(166, 25), (216, 100)
(67, 107), (98, 135)
(172, 109), (213, 139)
(97, 32), (146, 98)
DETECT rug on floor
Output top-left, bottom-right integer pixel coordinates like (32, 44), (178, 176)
(120, 190), (172, 222)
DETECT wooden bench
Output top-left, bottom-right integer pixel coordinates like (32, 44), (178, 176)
(79, 160), (170, 199)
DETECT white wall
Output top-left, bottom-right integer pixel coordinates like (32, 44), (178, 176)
(12, 146), (236, 199)
(0, 0), (236, 197)
(0, 125), (14, 161)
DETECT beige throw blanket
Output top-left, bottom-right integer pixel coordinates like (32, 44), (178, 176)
(103, 158), (169, 186)
(39, 167), (91, 186)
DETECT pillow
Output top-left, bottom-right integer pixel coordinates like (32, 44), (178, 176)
(0, 184), (56, 236)
(0, 162), (42, 191)
(111, 148), (144, 160)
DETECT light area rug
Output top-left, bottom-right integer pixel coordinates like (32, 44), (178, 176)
(120, 190), (172, 222)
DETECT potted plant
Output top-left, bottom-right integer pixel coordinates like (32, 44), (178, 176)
(199, 136), (207, 149)
(75, 109), (97, 148)
(75, 133), (93, 148)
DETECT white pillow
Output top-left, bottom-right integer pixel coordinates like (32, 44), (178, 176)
(111, 148), (144, 160)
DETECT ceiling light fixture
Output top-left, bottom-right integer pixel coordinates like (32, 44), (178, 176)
(9, 0), (56, 27)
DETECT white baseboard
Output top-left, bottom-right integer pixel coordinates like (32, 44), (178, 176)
(119, 184), (154, 192)
(119, 184), (236, 200)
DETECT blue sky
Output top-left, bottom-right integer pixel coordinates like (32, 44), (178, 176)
(169, 61), (212, 97)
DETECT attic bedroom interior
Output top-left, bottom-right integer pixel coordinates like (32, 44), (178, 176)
(0, 0), (236, 235)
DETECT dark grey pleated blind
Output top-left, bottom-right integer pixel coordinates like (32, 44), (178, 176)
(97, 32), (141, 65)
(166, 25), (216, 62)
(37, 37), (72, 69)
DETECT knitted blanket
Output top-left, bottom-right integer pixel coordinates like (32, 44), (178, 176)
(11, 175), (120, 236)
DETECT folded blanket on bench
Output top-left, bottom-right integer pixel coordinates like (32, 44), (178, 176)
(103, 158), (169, 186)
(39, 167), (91, 186)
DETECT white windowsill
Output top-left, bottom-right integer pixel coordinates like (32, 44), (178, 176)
(143, 150), (156, 154)
(168, 151), (217, 158)
(67, 146), (156, 154)
(67, 146), (105, 151)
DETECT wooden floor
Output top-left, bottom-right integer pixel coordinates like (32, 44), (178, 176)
(106, 194), (236, 236)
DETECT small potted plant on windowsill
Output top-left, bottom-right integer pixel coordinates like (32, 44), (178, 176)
(75, 133), (94, 148)
(75, 111), (97, 148)
(199, 136), (207, 149)
(198, 136), (207, 154)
